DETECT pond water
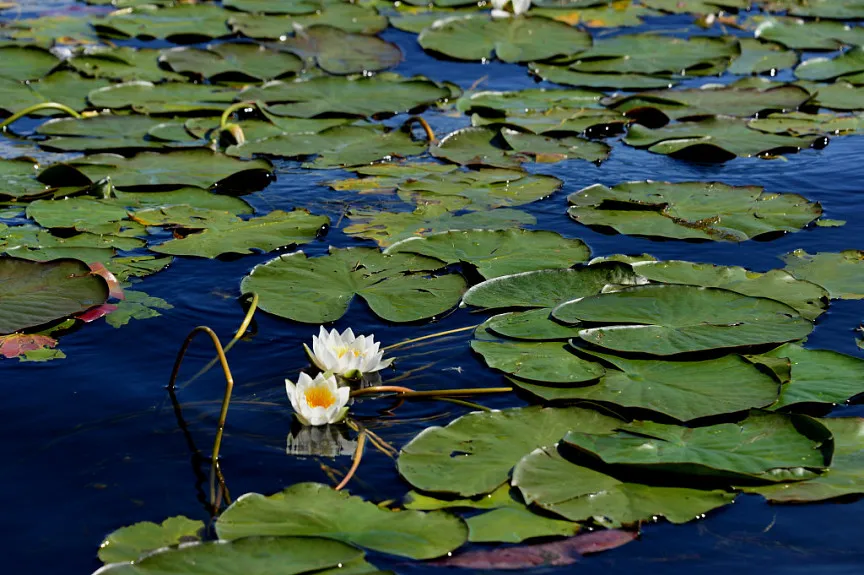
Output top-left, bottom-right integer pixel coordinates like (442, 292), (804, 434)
(3, 0), (864, 573)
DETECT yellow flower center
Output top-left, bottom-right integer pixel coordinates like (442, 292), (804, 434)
(304, 385), (336, 409)
(335, 346), (364, 359)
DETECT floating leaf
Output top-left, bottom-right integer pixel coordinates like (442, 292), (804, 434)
(87, 81), (239, 114)
(223, 0), (346, 14)
(431, 127), (522, 168)
(159, 43), (302, 82)
(808, 82), (864, 112)
(0, 257), (109, 335)
(1, 15), (101, 45)
(241, 75), (449, 118)
(229, 6), (388, 36)
(433, 529), (637, 569)
(532, 2), (655, 27)
(95, 4), (232, 41)
(462, 264), (642, 311)
(269, 26), (400, 75)
(748, 16), (864, 50)
(385, 229), (589, 279)
(568, 181), (821, 241)
(216, 482), (467, 560)
(38, 149), (272, 191)
(729, 38), (798, 75)
(512, 350), (779, 422)
(780, 249), (864, 299)
(501, 129), (611, 163)
(631, 260), (829, 320)
(796, 46), (864, 82)
(0, 45), (58, 81)
(151, 210), (327, 258)
(404, 485), (517, 511)
(554, 284), (813, 356)
(94, 536), (369, 575)
(0, 333), (58, 360)
(344, 204), (535, 247)
(36, 114), (193, 152)
(531, 63), (677, 90)
(98, 516), (204, 564)
(743, 418), (864, 502)
(564, 411), (832, 481)
(471, 106), (627, 136)
(69, 46), (186, 83)
(748, 111), (864, 136)
(466, 507), (581, 543)
(0, 157), (50, 200)
(472, 323), (605, 383)
(240, 247), (466, 323)
(513, 447), (736, 526)
(398, 406), (621, 497)
(418, 15), (591, 63)
(105, 290), (173, 328)
(486, 309), (582, 341)
(623, 116), (820, 159)
(0, 71), (110, 115)
(456, 88), (603, 115)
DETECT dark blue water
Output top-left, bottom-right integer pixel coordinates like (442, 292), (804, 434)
(3, 1), (864, 573)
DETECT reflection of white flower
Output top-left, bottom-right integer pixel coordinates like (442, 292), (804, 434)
(286, 424), (357, 458)
(304, 327), (394, 380)
(285, 372), (349, 426)
(490, 0), (531, 18)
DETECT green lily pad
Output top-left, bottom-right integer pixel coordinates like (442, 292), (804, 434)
(105, 290), (173, 328)
(404, 485), (517, 511)
(471, 107), (628, 136)
(69, 47), (187, 83)
(240, 247), (466, 323)
(530, 63), (677, 90)
(160, 43), (302, 82)
(642, 0), (748, 14)
(604, 83), (811, 122)
(631, 260), (829, 321)
(623, 116), (820, 159)
(87, 81), (239, 114)
(513, 447), (736, 527)
(466, 506), (581, 543)
(398, 406), (621, 497)
(763, 0), (864, 19)
(512, 351), (779, 422)
(223, 0), (346, 14)
(94, 535), (369, 575)
(729, 38), (798, 76)
(36, 114), (191, 152)
(431, 127), (523, 168)
(150, 209), (327, 258)
(215, 482), (467, 560)
(391, 169), (562, 211)
(94, 4), (232, 41)
(780, 249), (864, 299)
(98, 516), (203, 564)
(567, 34), (738, 76)
(486, 309), (583, 340)
(241, 75), (450, 118)
(269, 26), (400, 75)
(747, 343), (864, 409)
(344, 204), (535, 247)
(472, 323), (605, 383)
(385, 229), (589, 279)
(748, 111), (864, 136)
(568, 181), (822, 241)
(501, 128), (611, 162)
(0, 15), (101, 46)
(0, 226), (137, 263)
(27, 197), (130, 232)
(0, 157), (51, 201)
(38, 149), (272, 191)
(531, 2), (655, 27)
(0, 45), (58, 81)
(227, 125), (425, 168)
(418, 15), (591, 63)
(748, 16), (864, 50)
(106, 255), (172, 282)
(0, 71), (111, 115)
(462, 263), (643, 311)
(796, 46), (864, 82)
(743, 417), (864, 502)
(564, 411), (832, 481)
(0, 257), (109, 335)
(554, 284), (814, 356)
(229, 5), (388, 36)
(456, 88), (603, 115)
(808, 82), (864, 111)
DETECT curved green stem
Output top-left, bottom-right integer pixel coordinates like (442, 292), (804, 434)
(383, 324), (479, 352)
(168, 326), (235, 508)
(0, 102), (82, 131)
(335, 427), (367, 491)
(220, 101), (261, 130)
(403, 115), (437, 144)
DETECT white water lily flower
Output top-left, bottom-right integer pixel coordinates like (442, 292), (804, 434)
(303, 326), (394, 379)
(285, 372), (350, 426)
(490, 0), (531, 18)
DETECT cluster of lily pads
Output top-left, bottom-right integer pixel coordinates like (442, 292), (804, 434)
(2, 0), (864, 573)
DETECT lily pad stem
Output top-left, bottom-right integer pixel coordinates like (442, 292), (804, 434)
(180, 293), (259, 389)
(220, 100), (261, 131)
(351, 385), (512, 398)
(403, 116), (437, 144)
(168, 326), (235, 508)
(0, 102), (82, 132)
(432, 397), (493, 411)
(335, 427), (367, 491)
(383, 324), (479, 352)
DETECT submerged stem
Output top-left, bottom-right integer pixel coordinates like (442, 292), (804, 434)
(383, 324), (479, 352)
(403, 116), (437, 144)
(429, 397), (493, 411)
(0, 102), (82, 131)
(168, 326), (235, 508)
(350, 385), (415, 397)
(335, 427), (367, 491)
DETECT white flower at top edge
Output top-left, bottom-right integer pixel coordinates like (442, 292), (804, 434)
(490, 0), (531, 18)
(285, 372), (350, 426)
(303, 326), (394, 380)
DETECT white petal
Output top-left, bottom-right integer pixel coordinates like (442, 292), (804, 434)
(342, 328), (356, 342)
(491, 8), (511, 17)
(285, 379), (301, 413)
(335, 385), (350, 409)
(490, 0), (507, 9)
(512, 0), (530, 14)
